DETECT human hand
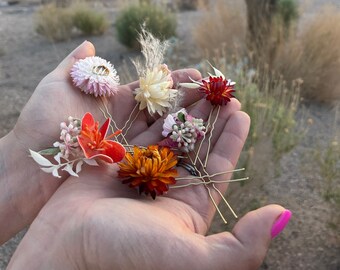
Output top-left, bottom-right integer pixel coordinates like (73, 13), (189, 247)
(0, 41), (201, 243)
(8, 89), (290, 269)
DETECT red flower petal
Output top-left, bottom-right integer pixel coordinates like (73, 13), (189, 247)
(102, 141), (126, 163)
(81, 112), (96, 130)
(99, 118), (110, 140)
(77, 112), (125, 163)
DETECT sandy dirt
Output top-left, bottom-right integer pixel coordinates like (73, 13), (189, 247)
(0, 1), (339, 269)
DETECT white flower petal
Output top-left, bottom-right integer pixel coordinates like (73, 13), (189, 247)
(71, 56), (120, 97)
(76, 160), (84, 173)
(29, 149), (53, 167)
(41, 167), (55, 173)
(179, 82), (200, 89)
(212, 66), (225, 79)
(135, 65), (177, 116)
(62, 163), (79, 177)
(84, 159), (99, 166)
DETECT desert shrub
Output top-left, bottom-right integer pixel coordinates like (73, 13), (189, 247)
(35, 2), (108, 41)
(319, 139), (340, 204)
(35, 3), (73, 41)
(245, 0), (299, 66)
(192, 0), (247, 58)
(277, 0), (299, 30)
(274, 6), (340, 102)
(237, 66), (301, 160)
(201, 53), (301, 173)
(72, 4), (109, 35)
(115, 3), (176, 49)
(175, 0), (198, 10)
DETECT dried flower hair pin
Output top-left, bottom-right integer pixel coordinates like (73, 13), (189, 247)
(118, 145), (178, 200)
(30, 112), (126, 178)
(132, 28), (178, 117)
(70, 56), (120, 97)
(159, 108), (206, 153)
(172, 66), (248, 224)
(180, 65), (235, 166)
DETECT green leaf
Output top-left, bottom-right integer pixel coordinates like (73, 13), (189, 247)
(38, 147), (60, 156)
(177, 112), (186, 123)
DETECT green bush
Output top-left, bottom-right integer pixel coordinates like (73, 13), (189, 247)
(73, 5), (109, 35)
(115, 3), (177, 49)
(35, 4), (73, 41)
(278, 0), (299, 29)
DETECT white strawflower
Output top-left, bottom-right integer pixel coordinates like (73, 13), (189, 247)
(134, 64), (178, 116)
(70, 56), (120, 97)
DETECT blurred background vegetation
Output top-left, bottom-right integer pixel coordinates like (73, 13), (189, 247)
(0, 0), (339, 268)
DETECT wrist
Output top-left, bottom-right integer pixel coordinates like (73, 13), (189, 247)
(7, 216), (77, 269)
(0, 131), (63, 244)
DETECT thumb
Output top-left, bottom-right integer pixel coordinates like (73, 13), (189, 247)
(205, 205), (291, 270)
(49, 41), (96, 80)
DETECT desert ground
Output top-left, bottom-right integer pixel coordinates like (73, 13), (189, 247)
(0, 1), (339, 269)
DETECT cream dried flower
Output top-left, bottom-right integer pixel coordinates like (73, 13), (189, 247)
(70, 56), (120, 97)
(134, 64), (177, 116)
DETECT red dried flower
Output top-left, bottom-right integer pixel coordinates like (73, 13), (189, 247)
(200, 76), (235, 106)
(118, 145), (178, 199)
(77, 112), (126, 163)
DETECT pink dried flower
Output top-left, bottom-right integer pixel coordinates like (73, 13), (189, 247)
(53, 116), (81, 160)
(70, 56), (120, 97)
(161, 109), (206, 152)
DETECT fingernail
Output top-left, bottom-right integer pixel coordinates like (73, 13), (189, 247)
(271, 209), (292, 238)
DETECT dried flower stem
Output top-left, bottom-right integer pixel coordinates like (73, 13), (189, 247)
(176, 168), (245, 180)
(121, 103), (139, 130)
(194, 107), (214, 165)
(123, 109), (141, 137)
(213, 184), (238, 218)
(206, 185), (228, 224)
(195, 152), (239, 219)
(204, 105), (220, 167)
(187, 155), (228, 224)
(98, 97), (130, 147)
(172, 177), (249, 186)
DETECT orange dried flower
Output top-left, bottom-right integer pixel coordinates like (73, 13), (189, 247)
(118, 145), (178, 199)
(77, 112), (126, 163)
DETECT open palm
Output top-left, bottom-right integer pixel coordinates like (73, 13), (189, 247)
(8, 42), (286, 270)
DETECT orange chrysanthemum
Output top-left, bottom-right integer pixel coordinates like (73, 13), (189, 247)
(200, 76), (235, 106)
(118, 145), (178, 199)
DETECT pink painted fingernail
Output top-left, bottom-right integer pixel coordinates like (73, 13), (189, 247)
(271, 209), (292, 238)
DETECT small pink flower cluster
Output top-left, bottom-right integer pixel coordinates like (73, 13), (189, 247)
(53, 116), (81, 160)
(161, 109), (205, 153)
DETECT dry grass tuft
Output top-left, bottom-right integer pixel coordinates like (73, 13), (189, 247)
(35, 1), (109, 41)
(199, 51), (302, 174)
(192, 0), (247, 58)
(274, 6), (340, 102)
(35, 3), (73, 41)
(72, 3), (109, 35)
